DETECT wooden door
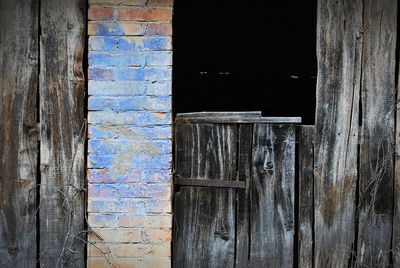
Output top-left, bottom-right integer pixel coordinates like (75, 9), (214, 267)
(173, 115), (296, 267)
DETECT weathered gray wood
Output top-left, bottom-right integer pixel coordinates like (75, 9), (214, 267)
(250, 124), (295, 267)
(298, 126), (314, 268)
(314, 0), (363, 266)
(175, 116), (302, 124)
(395, 38), (400, 268)
(173, 123), (238, 268)
(236, 124), (253, 268)
(357, 1), (397, 266)
(176, 111), (262, 118)
(174, 176), (245, 188)
(0, 0), (38, 266)
(39, 0), (86, 266)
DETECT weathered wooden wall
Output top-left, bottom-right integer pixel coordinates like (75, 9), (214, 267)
(0, 0), (86, 267)
(358, 0), (397, 266)
(0, 0), (39, 266)
(315, 0), (398, 267)
(314, 1), (362, 266)
(39, 0), (86, 266)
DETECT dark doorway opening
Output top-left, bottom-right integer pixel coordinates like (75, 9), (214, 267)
(172, 0), (317, 125)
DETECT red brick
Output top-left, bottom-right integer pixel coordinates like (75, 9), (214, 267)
(88, 243), (112, 257)
(89, 0), (147, 5)
(89, 228), (142, 243)
(120, 0), (147, 5)
(146, 23), (172, 36)
(113, 243), (170, 257)
(142, 258), (171, 268)
(87, 258), (110, 268)
(119, 8), (172, 21)
(112, 258), (141, 268)
(147, 0), (173, 7)
(143, 229), (171, 243)
(89, 7), (115, 21)
(118, 214), (172, 228)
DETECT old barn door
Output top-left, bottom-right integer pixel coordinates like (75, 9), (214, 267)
(173, 113), (298, 267)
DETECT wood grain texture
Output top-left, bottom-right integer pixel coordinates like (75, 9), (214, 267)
(235, 124), (253, 268)
(298, 126), (314, 268)
(39, 0), (86, 266)
(173, 123), (238, 268)
(0, 0), (38, 266)
(357, 1), (397, 266)
(314, 0), (363, 266)
(395, 41), (400, 268)
(250, 124), (295, 267)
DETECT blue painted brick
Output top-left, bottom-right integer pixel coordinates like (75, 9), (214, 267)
(116, 184), (171, 199)
(89, 53), (146, 67)
(88, 169), (141, 184)
(146, 52), (172, 66)
(89, 184), (170, 199)
(88, 96), (170, 112)
(143, 37), (171, 50)
(113, 68), (146, 81)
(117, 37), (171, 51)
(143, 170), (171, 183)
(89, 184), (116, 198)
(112, 68), (172, 81)
(88, 81), (146, 96)
(89, 68), (113, 80)
(145, 67), (172, 81)
(146, 82), (171, 96)
(88, 111), (171, 126)
(88, 154), (171, 169)
(97, 24), (124, 35)
(89, 36), (117, 51)
(88, 199), (146, 214)
(89, 125), (171, 140)
(145, 199), (171, 213)
(89, 139), (171, 155)
(89, 96), (147, 111)
(89, 213), (118, 228)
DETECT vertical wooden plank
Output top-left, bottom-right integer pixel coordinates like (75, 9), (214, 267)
(395, 47), (400, 268)
(236, 124), (253, 268)
(358, 1), (397, 266)
(298, 126), (314, 268)
(250, 124), (295, 267)
(0, 0), (38, 266)
(314, 0), (362, 266)
(173, 123), (238, 268)
(39, 0), (86, 266)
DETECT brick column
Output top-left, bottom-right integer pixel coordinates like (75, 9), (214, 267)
(87, 0), (173, 267)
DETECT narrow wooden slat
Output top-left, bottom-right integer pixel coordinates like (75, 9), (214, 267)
(298, 126), (314, 268)
(176, 111), (262, 118)
(357, 1), (397, 266)
(173, 123), (238, 268)
(250, 124), (295, 267)
(175, 116), (302, 124)
(235, 124), (253, 268)
(0, 1), (38, 266)
(174, 177), (245, 188)
(39, 0), (86, 266)
(314, 0), (362, 266)
(395, 38), (400, 268)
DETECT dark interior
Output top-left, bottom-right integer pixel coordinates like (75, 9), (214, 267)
(172, 0), (317, 125)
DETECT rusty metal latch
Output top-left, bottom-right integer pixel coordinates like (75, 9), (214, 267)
(173, 175), (246, 189)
